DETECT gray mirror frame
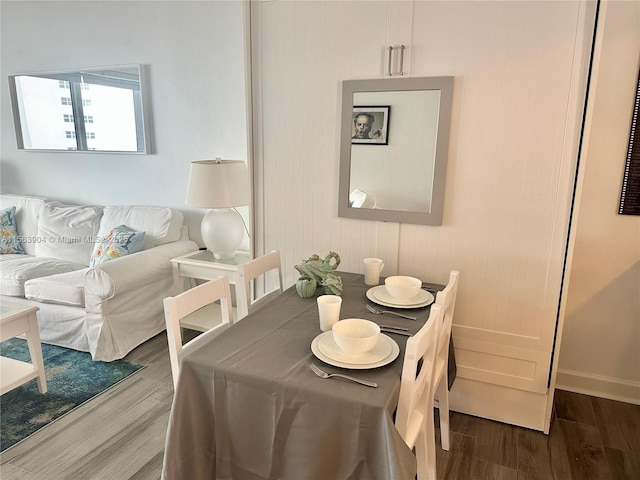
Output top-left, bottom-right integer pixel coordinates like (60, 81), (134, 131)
(338, 76), (453, 225)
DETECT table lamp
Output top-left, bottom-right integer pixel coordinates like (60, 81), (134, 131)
(185, 159), (250, 260)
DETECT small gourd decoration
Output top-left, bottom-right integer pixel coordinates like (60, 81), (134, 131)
(294, 251), (343, 297)
(295, 276), (317, 298)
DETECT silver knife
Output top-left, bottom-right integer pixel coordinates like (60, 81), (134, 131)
(380, 327), (412, 336)
(379, 324), (409, 331)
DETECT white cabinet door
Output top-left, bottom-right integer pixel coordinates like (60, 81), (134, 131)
(250, 0), (401, 279)
(403, 0), (597, 432)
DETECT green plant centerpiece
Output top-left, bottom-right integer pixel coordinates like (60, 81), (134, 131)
(294, 251), (343, 296)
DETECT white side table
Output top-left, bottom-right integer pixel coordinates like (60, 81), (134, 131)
(1, 301), (47, 395)
(170, 249), (252, 330)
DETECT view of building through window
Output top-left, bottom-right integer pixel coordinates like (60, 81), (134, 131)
(9, 65), (148, 153)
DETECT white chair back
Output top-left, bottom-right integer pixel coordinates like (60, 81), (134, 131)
(236, 251), (283, 319)
(433, 270), (460, 452)
(395, 303), (443, 480)
(435, 271), (459, 371)
(163, 277), (234, 389)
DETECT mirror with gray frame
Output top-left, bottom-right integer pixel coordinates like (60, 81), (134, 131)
(8, 64), (151, 153)
(338, 76), (453, 225)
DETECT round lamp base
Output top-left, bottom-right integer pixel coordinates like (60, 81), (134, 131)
(201, 208), (245, 260)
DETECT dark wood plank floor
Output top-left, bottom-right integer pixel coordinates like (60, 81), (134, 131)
(1, 332), (638, 479)
(435, 389), (640, 480)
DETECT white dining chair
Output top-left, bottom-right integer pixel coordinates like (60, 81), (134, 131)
(236, 250), (284, 319)
(395, 303), (443, 480)
(163, 276), (234, 389)
(433, 270), (459, 452)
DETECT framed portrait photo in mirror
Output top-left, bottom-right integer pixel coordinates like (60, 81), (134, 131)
(352, 106), (390, 145)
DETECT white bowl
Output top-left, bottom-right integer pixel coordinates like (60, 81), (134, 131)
(332, 318), (380, 355)
(385, 276), (422, 300)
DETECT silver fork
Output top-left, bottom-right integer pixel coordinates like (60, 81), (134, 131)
(366, 304), (416, 321)
(309, 364), (377, 388)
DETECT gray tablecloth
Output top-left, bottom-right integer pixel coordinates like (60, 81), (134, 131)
(161, 272), (449, 480)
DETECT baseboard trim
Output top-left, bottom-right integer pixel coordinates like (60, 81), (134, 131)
(556, 369), (640, 405)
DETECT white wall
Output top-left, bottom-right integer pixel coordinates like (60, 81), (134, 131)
(0, 0), (248, 246)
(557, 0), (640, 404)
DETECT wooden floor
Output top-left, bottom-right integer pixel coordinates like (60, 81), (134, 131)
(1, 332), (638, 480)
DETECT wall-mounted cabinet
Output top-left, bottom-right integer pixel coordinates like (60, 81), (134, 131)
(251, 0), (598, 432)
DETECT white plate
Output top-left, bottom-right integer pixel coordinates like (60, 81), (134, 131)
(311, 332), (399, 369)
(317, 331), (393, 364)
(366, 286), (434, 309)
(373, 287), (431, 306)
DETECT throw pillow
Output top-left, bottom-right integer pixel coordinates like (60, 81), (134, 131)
(35, 202), (103, 265)
(90, 225), (145, 267)
(0, 206), (26, 254)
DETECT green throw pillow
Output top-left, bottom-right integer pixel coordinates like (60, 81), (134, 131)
(90, 225), (145, 266)
(0, 206), (26, 254)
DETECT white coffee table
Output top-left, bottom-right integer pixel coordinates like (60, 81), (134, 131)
(1, 301), (47, 395)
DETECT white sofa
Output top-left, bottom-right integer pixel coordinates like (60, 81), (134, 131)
(0, 194), (198, 361)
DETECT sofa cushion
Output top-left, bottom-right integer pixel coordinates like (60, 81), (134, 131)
(0, 206), (26, 254)
(0, 194), (46, 256)
(90, 225), (145, 266)
(97, 205), (183, 250)
(0, 256), (86, 297)
(0, 254), (29, 262)
(24, 268), (89, 307)
(35, 203), (103, 265)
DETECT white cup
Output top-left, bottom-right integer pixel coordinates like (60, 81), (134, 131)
(317, 295), (342, 332)
(363, 258), (385, 285)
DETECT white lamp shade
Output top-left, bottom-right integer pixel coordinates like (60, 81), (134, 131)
(185, 159), (250, 208)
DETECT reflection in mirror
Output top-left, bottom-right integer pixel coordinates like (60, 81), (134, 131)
(8, 65), (151, 153)
(338, 77), (453, 225)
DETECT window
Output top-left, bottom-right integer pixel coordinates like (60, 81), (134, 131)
(9, 65), (151, 153)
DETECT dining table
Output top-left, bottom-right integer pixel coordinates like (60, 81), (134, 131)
(161, 271), (454, 480)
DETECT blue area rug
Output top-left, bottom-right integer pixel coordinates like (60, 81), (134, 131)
(0, 338), (144, 452)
